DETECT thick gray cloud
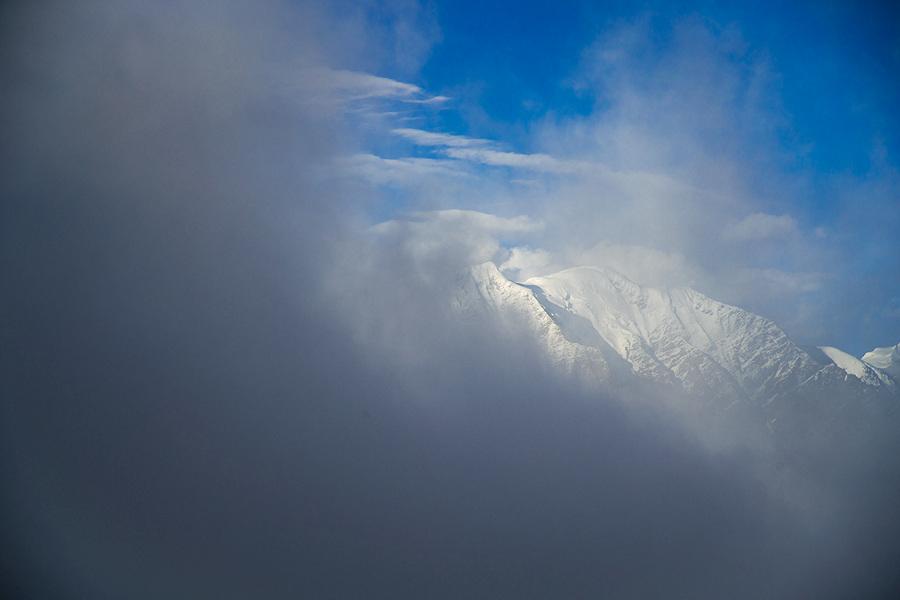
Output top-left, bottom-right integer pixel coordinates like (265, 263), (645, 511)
(2, 2), (900, 599)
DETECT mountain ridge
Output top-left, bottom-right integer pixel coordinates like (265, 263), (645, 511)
(454, 262), (899, 419)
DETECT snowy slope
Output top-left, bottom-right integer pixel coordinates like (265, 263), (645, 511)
(862, 343), (900, 380)
(455, 263), (898, 413)
(819, 346), (895, 387)
(524, 266), (821, 406)
(451, 263), (627, 385)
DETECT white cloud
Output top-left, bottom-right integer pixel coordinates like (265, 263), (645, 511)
(573, 241), (703, 289)
(392, 128), (603, 174)
(341, 153), (469, 186)
(392, 128), (490, 147)
(302, 68), (447, 104)
(735, 268), (826, 295)
(392, 128), (584, 175)
(404, 95), (451, 105)
(327, 69), (420, 99)
(444, 147), (584, 174)
(371, 210), (542, 275)
(723, 212), (797, 241)
(499, 247), (556, 281)
(414, 209), (543, 233)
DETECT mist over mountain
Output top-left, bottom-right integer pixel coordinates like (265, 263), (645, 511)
(3, 1), (900, 599)
(460, 261), (898, 405)
(458, 258), (899, 445)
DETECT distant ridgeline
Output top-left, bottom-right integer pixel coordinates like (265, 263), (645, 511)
(453, 262), (899, 441)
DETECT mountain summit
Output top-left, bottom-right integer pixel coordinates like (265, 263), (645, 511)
(455, 263), (898, 422)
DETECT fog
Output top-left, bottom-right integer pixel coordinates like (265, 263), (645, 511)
(3, 2), (899, 598)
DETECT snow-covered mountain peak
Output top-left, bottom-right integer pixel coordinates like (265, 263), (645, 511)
(525, 266), (822, 402)
(452, 262), (627, 385)
(524, 265), (644, 305)
(455, 262), (898, 413)
(450, 262), (900, 445)
(527, 264), (641, 289)
(819, 346), (895, 387)
(862, 343), (900, 380)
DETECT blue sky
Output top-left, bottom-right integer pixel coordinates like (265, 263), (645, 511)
(419, 0), (900, 175)
(324, 0), (900, 355)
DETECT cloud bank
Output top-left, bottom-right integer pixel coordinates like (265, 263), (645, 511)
(3, 2), (899, 599)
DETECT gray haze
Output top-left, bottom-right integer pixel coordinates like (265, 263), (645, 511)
(3, 2), (900, 599)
